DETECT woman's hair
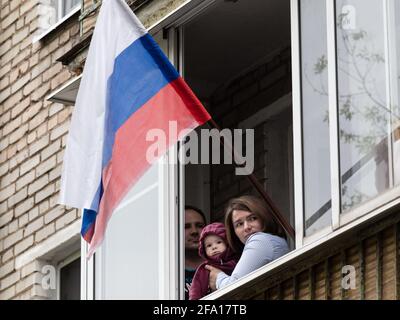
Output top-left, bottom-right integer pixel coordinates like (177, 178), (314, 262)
(224, 195), (286, 253)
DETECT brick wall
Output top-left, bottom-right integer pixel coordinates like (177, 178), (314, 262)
(0, 0), (83, 300)
(208, 47), (292, 222)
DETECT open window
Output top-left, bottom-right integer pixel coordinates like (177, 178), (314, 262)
(181, 0), (294, 241)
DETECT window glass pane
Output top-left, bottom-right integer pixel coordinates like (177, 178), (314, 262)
(100, 164), (161, 299)
(63, 0), (80, 16)
(60, 258), (80, 300)
(393, 0), (400, 186)
(300, 0), (331, 236)
(336, 0), (390, 212)
(47, 0), (79, 24)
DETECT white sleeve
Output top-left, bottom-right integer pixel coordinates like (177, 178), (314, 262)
(216, 233), (275, 289)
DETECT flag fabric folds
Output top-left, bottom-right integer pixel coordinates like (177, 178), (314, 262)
(59, 0), (211, 257)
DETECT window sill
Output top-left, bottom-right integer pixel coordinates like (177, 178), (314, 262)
(202, 190), (400, 300)
(32, 6), (81, 44)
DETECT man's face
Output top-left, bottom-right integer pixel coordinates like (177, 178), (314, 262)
(185, 209), (205, 251)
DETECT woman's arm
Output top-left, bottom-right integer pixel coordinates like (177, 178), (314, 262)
(216, 233), (276, 289)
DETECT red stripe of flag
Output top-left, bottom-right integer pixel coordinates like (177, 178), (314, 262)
(87, 78), (210, 253)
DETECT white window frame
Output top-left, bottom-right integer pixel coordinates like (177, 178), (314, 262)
(54, 0), (81, 22)
(33, 1), (81, 43)
(293, 0), (400, 248)
(81, 237), (94, 300)
(291, 0), (305, 249)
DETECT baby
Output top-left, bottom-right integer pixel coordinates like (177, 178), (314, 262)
(189, 222), (238, 300)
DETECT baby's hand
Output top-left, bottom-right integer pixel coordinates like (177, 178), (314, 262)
(205, 265), (222, 291)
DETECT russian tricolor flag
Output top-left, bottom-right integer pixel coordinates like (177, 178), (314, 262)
(59, 0), (210, 257)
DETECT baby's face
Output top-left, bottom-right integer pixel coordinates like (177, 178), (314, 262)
(204, 234), (227, 257)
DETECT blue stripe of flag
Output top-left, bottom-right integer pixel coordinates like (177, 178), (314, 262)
(103, 33), (180, 168)
(81, 183), (103, 237)
(82, 33), (180, 237)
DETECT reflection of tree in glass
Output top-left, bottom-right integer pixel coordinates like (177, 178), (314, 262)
(341, 185), (367, 211)
(306, 12), (398, 153)
(304, 11), (397, 211)
(337, 25), (389, 152)
(338, 12), (392, 209)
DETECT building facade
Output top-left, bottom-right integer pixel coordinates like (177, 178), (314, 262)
(0, 0), (399, 299)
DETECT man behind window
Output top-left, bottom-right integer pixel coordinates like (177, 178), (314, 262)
(184, 205), (206, 299)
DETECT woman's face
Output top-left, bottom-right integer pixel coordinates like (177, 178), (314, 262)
(232, 210), (263, 244)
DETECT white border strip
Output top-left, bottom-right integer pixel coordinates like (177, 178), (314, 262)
(290, 0), (304, 249)
(327, 0), (341, 230)
(383, 0), (394, 188)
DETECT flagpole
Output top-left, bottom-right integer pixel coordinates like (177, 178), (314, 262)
(207, 119), (295, 241)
